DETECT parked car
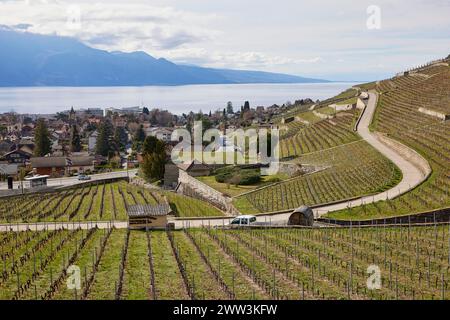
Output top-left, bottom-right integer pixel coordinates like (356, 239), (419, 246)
(229, 215), (258, 227)
(78, 174), (91, 181)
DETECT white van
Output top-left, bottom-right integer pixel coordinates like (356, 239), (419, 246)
(230, 215), (257, 226)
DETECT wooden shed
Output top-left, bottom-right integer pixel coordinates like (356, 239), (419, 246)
(127, 203), (172, 230)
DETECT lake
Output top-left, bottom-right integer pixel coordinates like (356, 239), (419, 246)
(0, 83), (357, 115)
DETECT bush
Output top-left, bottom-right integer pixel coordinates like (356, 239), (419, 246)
(238, 169), (261, 185)
(214, 166), (261, 185)
(215, 166), (235, 183)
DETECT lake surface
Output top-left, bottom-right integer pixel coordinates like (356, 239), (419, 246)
(0, 83), (357, 115)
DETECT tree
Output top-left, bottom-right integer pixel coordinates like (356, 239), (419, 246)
(135, 125), (146, 143)
(70, 125), (82, 152)
(141, 136), (166, 181)
(226, 101), (234, 114)
(114, 126), (128, 152)
(142, 135), (159, 154)
(34, 119), (51, 156)
(132, 124), (146, 152)
(143, 107), (150, 115)
(96, 120), (113, 157)
(244, 101), (250, 111)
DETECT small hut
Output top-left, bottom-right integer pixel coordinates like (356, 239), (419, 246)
(127, 203), (172, 230)
(288, 206), (314, 226)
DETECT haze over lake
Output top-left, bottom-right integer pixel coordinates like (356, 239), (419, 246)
(0, 83), (357, 115)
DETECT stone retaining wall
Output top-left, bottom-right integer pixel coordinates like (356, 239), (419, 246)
(375, 132), (431, 177)
(418, 107), (449, 121)
(178, 170), (237, 215)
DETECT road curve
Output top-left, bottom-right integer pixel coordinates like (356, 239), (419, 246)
(173, 91), (431, 228)
(0, 92), (431, 231)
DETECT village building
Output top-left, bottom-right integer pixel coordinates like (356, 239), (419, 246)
(6, 123), (22, 133)
(127, 203), (171, 229)
(0, 140), (14, 156)
(146, 127), (174, 143)
(0, 163), (18, 190)
(2, 149), (32, 166)
(31, 156), (95, 177)
(163, 160), (180, 189)
(177, 160), (211, 177)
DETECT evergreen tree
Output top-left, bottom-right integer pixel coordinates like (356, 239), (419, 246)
(114, 126), (128, 152)
(135, 125), (146, 143)
(70, 125), (82, 152)
(132, 124), (146, 152)
(96, 120), (113, 157)
(34, 119), (51, 156)
(226, 101), (234, 114)
(141, 136), (166, 181)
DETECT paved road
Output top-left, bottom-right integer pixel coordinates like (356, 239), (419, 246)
(172, 91), (431, 228)
(0, 92), (431, 230)
(0, 169), (138, 191)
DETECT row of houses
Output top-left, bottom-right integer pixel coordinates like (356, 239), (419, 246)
(30, 156), (95, 176)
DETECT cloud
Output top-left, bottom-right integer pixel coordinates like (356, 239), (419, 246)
(0, 0), (448, 79)
(164, 48), (323, 70)
(0, 0), (214, 51)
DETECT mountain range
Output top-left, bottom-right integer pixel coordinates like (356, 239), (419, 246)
(0, 28), (328, 87)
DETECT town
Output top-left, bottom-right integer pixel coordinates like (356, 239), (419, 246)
(0, 0), (449, 306)
(0, 99), (315, 190)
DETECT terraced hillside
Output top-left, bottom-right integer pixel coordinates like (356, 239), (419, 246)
(2, 226), (449, 300)
(235, 140), (401, 214)
(0, 181), (224, 223)
(280, 110), (361, 159)
(328, 62), (450, 220)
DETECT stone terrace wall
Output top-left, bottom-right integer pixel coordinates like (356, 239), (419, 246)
(178, 170), (237, 215)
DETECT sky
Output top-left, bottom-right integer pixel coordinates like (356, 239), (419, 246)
(0, 0), (449, 81)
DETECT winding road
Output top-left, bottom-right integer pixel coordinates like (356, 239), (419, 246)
(0, 92), (431, 231)
(173, 91), (431, 227)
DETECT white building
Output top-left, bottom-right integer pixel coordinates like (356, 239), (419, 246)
(105, 106), (142, 116)
(146, 127), (174, 143)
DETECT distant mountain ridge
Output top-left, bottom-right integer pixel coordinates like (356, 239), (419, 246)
(0, 28), (328, 87)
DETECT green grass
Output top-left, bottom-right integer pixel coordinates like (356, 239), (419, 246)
(0, 180), (226, 222)
(87, 229), (125, 300)
(337, 97), (358, 105)
(197, 174), (288, 198)
(164, 191), (225, 217)
(296, 111), (321, 123)
(235, 140), (401, 214)
(2, 226), (450, 300)
(121, 231), (152, 300)
(150, 231), (189, 299)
